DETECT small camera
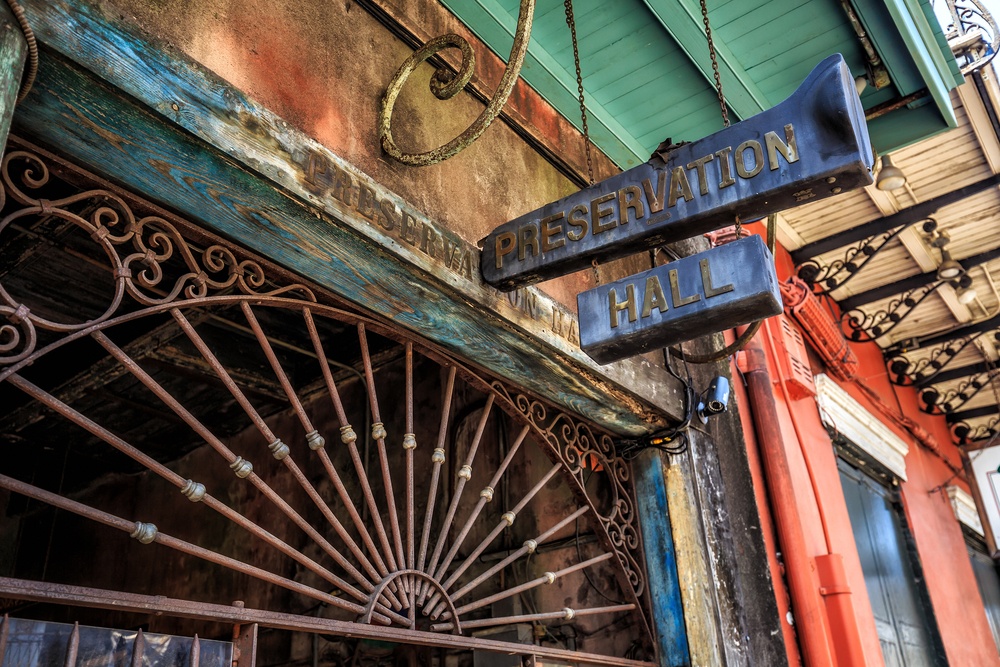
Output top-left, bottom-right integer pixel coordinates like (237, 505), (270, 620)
(698, 376), (730, 423)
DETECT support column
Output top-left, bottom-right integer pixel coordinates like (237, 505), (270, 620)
(633, 449), (690, 666)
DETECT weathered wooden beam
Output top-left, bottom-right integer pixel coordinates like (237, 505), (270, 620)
(18, 0), (691, 434)
(13, 50), (677, 434)
(0, 2), (26, 160)
(790, 173), (1000, 263)
(947, 404), (999, 423)
(632, 450), (690, 666)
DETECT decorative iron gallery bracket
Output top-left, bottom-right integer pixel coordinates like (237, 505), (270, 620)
(378, 0), (534, 166)
(840, 280), (951, 343)
(887, 331), (1000, 386)
(481, 54), (873, 291)
(797, 218), (939, 295)
(919, 370), (999, 415)
(953, 415), (1000, 445)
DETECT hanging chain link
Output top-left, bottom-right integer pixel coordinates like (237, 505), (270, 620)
(563, 0), (600, 284)
(700, 0), (729, 129)
(699, 0), (740, 239)
(564, 0), (594, 187)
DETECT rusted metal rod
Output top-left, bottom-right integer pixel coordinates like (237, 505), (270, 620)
(189, 635), (200, 667)
(131, 630), (145, 667)
(425, 394), (495, 583)
(7, 371), (367, 607)
(177, 309), (388, 600)
(296, 307), (389, 577)
(88, 329), (380, 603)
(434, 463), (563, 603)
(417, 365), (457, 579)
(358, 323), (406, 572)
(244, 304), (399, 607)
(305, 311), (398, 583)
(451, 552), (614, 617)
(65, 622), (79, 667)
(430, 506), (590, 618)
(0, 578), (655, 667)
(421, 424), (531, 613)
(431, 603), (636, 632)
(0, 472), (394, 623)
(405, 342), (416, 600)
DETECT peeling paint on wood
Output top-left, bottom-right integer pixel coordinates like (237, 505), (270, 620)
(13, 51), (671, 435)
(0, 3), (26, 159)
(17, 0), (688, 432)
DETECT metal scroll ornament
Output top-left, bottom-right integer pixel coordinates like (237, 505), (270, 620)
(797, 219), (937, 295)
(840, 281), (949, 342)
(887, 331), (1000, 386)
(919, 370), (998, 414)
(0, 148), (315, 365)
(952, 416), (1000, 444)
(378, 0), (534, 166)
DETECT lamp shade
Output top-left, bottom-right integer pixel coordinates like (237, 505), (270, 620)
(937, 249), (964, 280)
(876, 155), (906, 191)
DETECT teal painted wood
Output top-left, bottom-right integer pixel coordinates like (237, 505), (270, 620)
(641, 0), (771, 120)
(14, 50), (676, 435)
(451, 0), (960, 160)
(0, 3), (26, 159)
(632, 450), (689, 666)
(439, 0), (651, 168)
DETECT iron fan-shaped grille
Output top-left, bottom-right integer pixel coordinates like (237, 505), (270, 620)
(0, 139), (654, 665)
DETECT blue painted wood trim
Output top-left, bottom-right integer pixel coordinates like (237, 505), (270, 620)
(14, 49), (674, 435)
(632, 450), (689, 666)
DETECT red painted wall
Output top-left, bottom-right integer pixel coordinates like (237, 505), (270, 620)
(738, 230), (1000, 666)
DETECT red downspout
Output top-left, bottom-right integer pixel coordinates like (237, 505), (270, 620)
(739, 334), (836, 667)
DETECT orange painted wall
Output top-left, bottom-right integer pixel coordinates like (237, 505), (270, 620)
(739, 230), (1000, 666)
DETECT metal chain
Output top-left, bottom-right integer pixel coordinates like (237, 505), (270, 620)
(700, 0), (729, 129)
(564, 0), (595, 187)
(564, 0), (599, 283)
(700, 0), (742, 238)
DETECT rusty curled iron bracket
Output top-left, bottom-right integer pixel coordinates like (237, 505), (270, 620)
(378, 0), (535, 166)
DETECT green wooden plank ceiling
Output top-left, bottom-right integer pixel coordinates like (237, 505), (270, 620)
(441, 0), (965, 168)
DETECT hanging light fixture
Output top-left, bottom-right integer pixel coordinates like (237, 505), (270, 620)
(876, 155), (907, 190)
(955, 274), (978, 305)
(937, 248), (965, 280)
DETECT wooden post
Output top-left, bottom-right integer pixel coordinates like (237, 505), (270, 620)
(0, 2), (25, 158)
(632, 449), (690, 666)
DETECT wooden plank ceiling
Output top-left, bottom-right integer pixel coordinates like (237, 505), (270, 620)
(442, 0), (962, 168)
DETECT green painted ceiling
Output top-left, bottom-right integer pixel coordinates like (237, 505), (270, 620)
(441, 0), (964, 169)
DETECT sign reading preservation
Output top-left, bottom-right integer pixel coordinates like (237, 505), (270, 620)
(481, 54), (873, 291)
(578, 235), (782, 364)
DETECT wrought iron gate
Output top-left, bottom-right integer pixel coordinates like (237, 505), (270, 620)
(0, 138), (654, 666)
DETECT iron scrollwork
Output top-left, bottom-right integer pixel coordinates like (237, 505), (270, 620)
(919, 370), (998, 414)
(952, 415), (1000, 444)
(841, 280), (949, 342)
(939, 0), (1000, 74)
(0, 148), (315, 366)
(488, 381), (646, 601)
(378, 0), (535, 166)
(797, 224), (913, 294)
(887, 331), (1000, 386)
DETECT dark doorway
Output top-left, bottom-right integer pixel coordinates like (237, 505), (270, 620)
(838, 460), (945, 666)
